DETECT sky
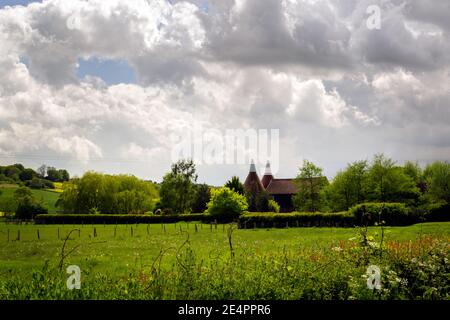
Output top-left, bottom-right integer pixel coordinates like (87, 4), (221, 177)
(0, 0), (449, 185)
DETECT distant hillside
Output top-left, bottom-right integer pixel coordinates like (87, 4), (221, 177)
(0, 184), (60, 214)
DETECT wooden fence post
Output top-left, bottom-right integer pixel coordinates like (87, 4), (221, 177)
(37, 229), (40, 240)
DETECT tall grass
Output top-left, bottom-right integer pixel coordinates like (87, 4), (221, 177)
(0, 225), (448, 300)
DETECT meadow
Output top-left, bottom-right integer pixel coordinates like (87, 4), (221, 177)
(0, 184), (60, 214)
(0, 222), (449, 299)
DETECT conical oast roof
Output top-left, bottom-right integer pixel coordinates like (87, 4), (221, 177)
(261, 161), (274, 188)
(244, 160), (264, 193)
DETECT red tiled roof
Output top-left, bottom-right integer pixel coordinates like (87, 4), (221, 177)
(261, 174), (273, 188)
(266, 179), (298, 195)
(244, 172), (265, 193)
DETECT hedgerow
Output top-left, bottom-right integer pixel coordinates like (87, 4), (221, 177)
(34, 213), (210, 224)
(349, 202), (418, 226)
(238, 211), (355, 228)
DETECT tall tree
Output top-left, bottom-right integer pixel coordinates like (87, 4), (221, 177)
(326, 160), (369, 211)
(57, 173), (158, 214)
(293, 160), (327, 212)
(37, 165), (47, 178)
(424, 161), (450, 203)
(367, 154), (419, 203)
(191, 184), (211, 213)
(225, 176), (245, 195)
(160, 159), (198, 214)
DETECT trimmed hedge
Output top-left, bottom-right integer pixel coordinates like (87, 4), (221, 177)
(349, 202), (417, 226)
(34, 213), (211, 224)
(238, 212), (355, 228)
(32, 203), (450, 226)
(425, 202), (450, 222)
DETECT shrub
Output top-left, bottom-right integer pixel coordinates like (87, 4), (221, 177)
(25, 178), (55, 189)
(268, 200), (280, 213)
(15, 200), (48, 220)
(206, 187), (248, 222)
(349, 202), (414, 226)
(425, 202), (450, 222)
(34, 213), (209, 224)
(239, 211), (354, 228)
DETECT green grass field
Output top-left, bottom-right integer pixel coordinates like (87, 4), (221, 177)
(0, 184), (60, 214)
(0, 222), (448, 276)
(0, 222), (448, 299)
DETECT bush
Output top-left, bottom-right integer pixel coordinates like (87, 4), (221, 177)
(15, 201), (48, 220)
(425, 202), (450, 222)
(25, 178), (54, 189)
(34, 213), (210, 224)
(239, 211), (354, 228)
(268, 200), (280, 213)
(349, 202), (414, 226)
(206, 187), (248, 222)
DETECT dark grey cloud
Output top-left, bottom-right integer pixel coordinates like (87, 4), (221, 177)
(0, 0), (449, 184)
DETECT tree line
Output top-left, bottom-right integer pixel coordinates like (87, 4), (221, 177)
(0, 163), (69, 189)
(294, 154), (449, 213)
(1, 154), (448, 219)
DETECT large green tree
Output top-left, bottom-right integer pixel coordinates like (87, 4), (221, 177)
(367, 154), (420, 203)
(424, 161), (450, 203)
(191, 183), (211, 213)
(13, 187), (48, 219)
(159, 159), (198, 214)
(206, 187), (248, 220)
(326, 160), (369, 211)
(293, 160), (328, 212)
(57, 172), (158, 214)
(225, 176), (245, 195)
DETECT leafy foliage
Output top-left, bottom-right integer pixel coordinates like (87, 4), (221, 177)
(13, 187), (48, 219)
(35, 213), (208, 224)
(367, 154), (420, 204)
(349, 202), (415, 226)
(423, 161), (450, 203)
(206, 187), (248, 221)
(240, 211), (355, 228)
(57, 172), (158, 214)
(268, 199), (280, 213)
(293, 160), (328, 212)
(191, 184), (211, 213)
(225, 176), (245, 195)
(160, 159), (198, 214)
(325, 161), (369, 211)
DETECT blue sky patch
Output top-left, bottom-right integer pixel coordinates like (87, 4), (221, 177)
(0, 0), (40, 9)
(76, 57), (136, 86)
